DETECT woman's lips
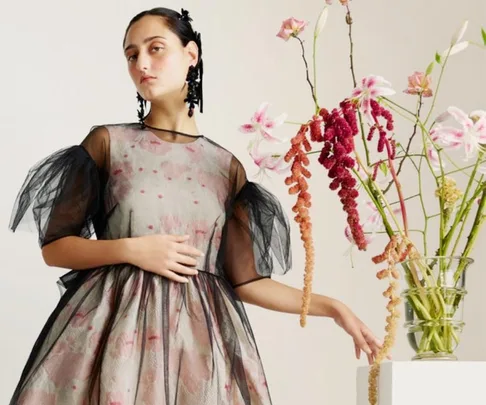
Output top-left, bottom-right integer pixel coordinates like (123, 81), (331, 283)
(140, 76), (156, 84)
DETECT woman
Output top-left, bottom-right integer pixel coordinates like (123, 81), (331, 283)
(8, 7), (385, 405)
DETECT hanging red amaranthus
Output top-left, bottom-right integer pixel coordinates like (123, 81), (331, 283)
(317, 101), (368, 251)
(284, 124), (315, 327)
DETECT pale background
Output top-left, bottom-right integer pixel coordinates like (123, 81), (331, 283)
(1, 0), (485, 404)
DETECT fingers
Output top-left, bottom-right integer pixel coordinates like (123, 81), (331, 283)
(169, 234), (191, 242)
(355, 335), (372, 357)
(359, 327), (393, 364)
(161, 270), (190, 283)
(173, 253), (199, 267)
(177, 244), (205, 258)
(169, 262), (199, 276)
(362, 327), (392, 359)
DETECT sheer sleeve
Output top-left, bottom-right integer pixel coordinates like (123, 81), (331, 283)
(218, 156), (292, 288)
(8, 125), (110, 247)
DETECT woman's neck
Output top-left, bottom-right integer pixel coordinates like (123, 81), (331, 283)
(143, 101), (199, 136)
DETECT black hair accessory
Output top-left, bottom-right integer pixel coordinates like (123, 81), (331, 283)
(179, 9), (192, 23)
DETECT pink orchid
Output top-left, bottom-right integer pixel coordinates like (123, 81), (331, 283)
(403, 71), (433, 98)
(248, 140), (290, 178)
(351, 75), (396, 125)
(276, 17), (308, 41)
(239, 102), (287, 143)
(431, 107), (486, 160)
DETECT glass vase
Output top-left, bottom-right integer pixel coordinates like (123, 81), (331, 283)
(399, 256), (473, 361)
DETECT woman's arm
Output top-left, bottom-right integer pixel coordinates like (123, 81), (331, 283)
(235, 277), (338, 317)
(235, 278), (387, 364)
(41, 236), (133, 269)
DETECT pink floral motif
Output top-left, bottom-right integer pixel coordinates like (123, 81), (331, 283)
(178, 353), (212, 394)
(160, 215), (184, 234)
(109, 331), (136, 359)
(105, 391), (128, 405)
(196, 171), (228, 205)
(89, 331), (102, 351)
(184, 143), (205, 163)
(160, 161), (192, 180)
(71, 311), (91, 328)
(186, 219), (211, 246)
(140, 368), (163, 403)
(138, 134), (173, 155)
(111, 160), (134, 201)
(146, 329), (162, 352)
(43, 340), (93, 387)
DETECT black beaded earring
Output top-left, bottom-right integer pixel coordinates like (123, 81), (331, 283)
(185, 66), (199, 118)
(137, 92), (147, 127)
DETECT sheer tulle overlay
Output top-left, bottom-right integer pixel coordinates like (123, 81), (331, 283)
(8, 123), (292, 405)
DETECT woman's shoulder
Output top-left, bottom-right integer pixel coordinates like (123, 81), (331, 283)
(84, 122), (138, 140)
(80, 122), (141, 150)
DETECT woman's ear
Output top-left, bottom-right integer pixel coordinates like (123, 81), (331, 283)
(186, 41), (199, 66)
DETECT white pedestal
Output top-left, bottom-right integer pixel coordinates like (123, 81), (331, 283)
(356, 361), (486, 405)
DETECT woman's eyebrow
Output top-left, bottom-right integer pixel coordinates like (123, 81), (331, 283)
(124, 36), (167, 52)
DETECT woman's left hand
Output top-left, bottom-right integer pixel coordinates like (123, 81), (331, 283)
(331, 300), (391, 365)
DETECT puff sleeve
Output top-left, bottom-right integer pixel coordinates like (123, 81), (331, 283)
(8, 125), (110, 247)
(218, 156), (292, 288)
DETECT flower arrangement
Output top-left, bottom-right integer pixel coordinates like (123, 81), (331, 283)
(239, 2), (486, 404)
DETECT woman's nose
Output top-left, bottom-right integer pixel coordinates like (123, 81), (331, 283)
(135, 51), (150, 72)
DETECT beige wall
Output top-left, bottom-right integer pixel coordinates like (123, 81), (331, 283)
(1, 0), (485, 403)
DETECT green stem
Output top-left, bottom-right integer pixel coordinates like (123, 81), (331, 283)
(382, 97), (416, 118)
(285, 120), (306, 126)
(383, 97), (423, 195)
(455, 185), (486, 281)
(443, 159), (486, 176)
(423, 53), (450, 126)
(345, 7), (370, 167)
(449, 181), (484, 259)
(417, 154), (429, 255)
(441, 154), (483, 256)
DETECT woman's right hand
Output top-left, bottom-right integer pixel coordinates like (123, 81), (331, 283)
(127, 234), (204, 283)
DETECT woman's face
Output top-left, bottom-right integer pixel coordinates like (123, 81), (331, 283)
(123, 15), (197, 104)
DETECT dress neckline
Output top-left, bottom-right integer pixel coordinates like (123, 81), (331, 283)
(138, 122), (204, 145)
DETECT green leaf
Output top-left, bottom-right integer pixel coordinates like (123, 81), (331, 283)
(425, 61), (434, 76)
(379, 162), (388, 176)
(482, 28), (486, 45)
(435, 52), (442, 64)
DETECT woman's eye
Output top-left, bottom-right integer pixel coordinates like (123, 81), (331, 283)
(152, 46), (164, 52)
(127, 54), (137, 62)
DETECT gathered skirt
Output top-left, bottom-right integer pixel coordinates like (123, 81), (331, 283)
(10, 266), (272, 405)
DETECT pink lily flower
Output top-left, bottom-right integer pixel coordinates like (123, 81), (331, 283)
(344, 201), (401, 247)
(431, 107), (486, 160)
(239, 102), (287, 143)
(426, 142), (444, 171)
(248, 140), (290, 179)
(276, 17), (308, 41)
(351, 75), (396, 125)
